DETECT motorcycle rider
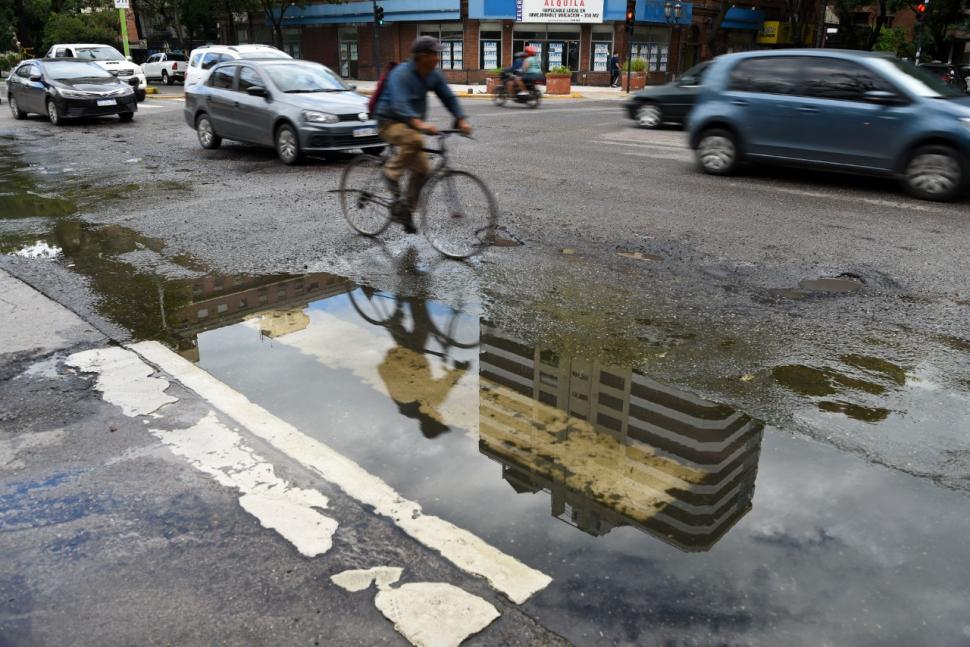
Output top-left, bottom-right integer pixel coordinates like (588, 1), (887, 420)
(519, 45), (542, 95)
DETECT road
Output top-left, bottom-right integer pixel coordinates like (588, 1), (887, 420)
(2, 87), (970, 646)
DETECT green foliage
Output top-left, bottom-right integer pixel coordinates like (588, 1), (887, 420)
(43, 10), (120, 52)
(549, 65), (571, 74)
(622, 58), (646, 72)
(1, 51), (23, 73)
(487, 67), (503, 75)
(873, 26), (915, 58)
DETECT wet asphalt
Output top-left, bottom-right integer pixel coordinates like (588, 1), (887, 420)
(2, 87), (970, 645)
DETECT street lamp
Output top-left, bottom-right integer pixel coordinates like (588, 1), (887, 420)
(663, 2), (683, 81)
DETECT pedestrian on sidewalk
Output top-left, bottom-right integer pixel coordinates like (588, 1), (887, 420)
(609, 51), (621, 88)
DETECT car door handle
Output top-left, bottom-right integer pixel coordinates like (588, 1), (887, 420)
(797, 106), (819, 113)
(233, 101), (239, 108)
(731, 99), (748, 106)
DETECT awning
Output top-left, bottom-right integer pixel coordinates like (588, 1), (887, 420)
(471, 0), (691, 24)
(278, 0), (460, 26)
(721, 6), (765, 30)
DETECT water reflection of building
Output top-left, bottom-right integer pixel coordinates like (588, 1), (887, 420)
(168, 272), (351, 361)
(479, 324), (764, 552)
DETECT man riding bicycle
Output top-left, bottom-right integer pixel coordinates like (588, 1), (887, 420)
(374, 36), (473, 233)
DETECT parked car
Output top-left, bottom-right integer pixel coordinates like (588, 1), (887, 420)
(625, 61), (710, 128)
(184, 44), (291, 88)
(45, 43), (146, 98)
(7, 59), (139, 125)
(688, 50), (970, 201)
(142, 51), (187, 85)
(917, 63), (969, 94)
(184, 59), (382, 165)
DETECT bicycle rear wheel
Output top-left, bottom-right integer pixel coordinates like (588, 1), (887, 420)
(339, 154), (394, 236)
(419, 170), (498, 259)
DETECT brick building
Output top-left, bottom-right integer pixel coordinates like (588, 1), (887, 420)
(262, 0), (792, 86)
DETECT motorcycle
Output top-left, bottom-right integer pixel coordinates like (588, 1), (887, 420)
(493, 77), (541, 109)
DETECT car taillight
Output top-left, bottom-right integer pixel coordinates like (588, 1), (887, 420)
(172, 62), (178, 70)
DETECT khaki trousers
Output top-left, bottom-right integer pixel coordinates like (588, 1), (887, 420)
(379, 122), (430, 210)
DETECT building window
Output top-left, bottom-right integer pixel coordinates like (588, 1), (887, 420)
(420, 24), (464, 70)
(480, 30), (501, 70)
(217, 303), (229, 314)
(591, 27), (613, 72)
(631, 26), (671, 73)
(283, 28), (302, 59)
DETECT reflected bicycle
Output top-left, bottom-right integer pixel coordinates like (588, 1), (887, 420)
(337, 130), (499, 260)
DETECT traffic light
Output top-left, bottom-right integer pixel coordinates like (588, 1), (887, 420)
(375, 4), (385, 25)
(625, 0), (636, 28)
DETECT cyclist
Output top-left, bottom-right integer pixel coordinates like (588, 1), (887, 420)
(374, 36), (473, 233)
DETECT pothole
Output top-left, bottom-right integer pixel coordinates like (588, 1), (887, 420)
(770, 274), (864, 299)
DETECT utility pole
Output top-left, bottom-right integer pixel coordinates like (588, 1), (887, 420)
(625, 0), (635, 94)
(915, 1), (927, 62)
(372, 1), (384, 78)
(115, 0), (131, 58)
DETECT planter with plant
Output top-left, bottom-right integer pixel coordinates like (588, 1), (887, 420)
(620, 58), (647, 91)
(545, 65), (572, 95)
(485, 67), (504, 94)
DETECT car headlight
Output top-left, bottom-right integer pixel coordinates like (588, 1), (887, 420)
(57, 89), (91, 99)
(303, 110), (339, 124)
(960, 117), (970, 132)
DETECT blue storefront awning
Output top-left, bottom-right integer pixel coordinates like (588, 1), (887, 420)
(470, 0), (690, 24)
(720, 6), (765, 30)
(278, 0), (460, 26)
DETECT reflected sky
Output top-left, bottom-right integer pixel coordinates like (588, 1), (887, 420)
(164, 270), (970, 646)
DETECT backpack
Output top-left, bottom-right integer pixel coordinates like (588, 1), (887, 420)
(368, 61), (398, 115)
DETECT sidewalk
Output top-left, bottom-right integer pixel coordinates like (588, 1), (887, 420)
(0, 267), (565, 646)
(349, 78), (629, 101)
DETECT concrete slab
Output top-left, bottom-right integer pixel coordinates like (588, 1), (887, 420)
(0, 269), (104, 357)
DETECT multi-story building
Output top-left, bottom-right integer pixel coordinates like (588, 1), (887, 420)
(478, 324), (764, 551)
(258, 0), (792, 85)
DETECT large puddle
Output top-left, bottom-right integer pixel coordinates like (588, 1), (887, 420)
(4, 146), (970, 644)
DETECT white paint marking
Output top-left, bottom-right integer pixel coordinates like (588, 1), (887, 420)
(67, 347), (177, 416)
(331, 566), (403, 592)
(130, 340), (551, 604)
(332, 566), (500, 647)
(150, 410), (338, 557)
(472, 106), (619, 118)
(375, 582), (500, 647)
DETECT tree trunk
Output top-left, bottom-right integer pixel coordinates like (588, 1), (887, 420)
(705, 1), (730, 57)
(866, 0), (887, 50)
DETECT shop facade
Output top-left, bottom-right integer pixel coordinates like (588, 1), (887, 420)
(281, 0), (708, 85)
(276, 0), (800, 84)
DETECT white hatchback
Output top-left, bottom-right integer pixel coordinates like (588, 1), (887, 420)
(46, 44), (147, 92)
(185, 44), (291, 87)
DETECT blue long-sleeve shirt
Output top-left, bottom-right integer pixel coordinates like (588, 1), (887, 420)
(374, 60), (466, 123)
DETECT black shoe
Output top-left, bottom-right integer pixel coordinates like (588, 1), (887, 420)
(392, 202), (417, 234)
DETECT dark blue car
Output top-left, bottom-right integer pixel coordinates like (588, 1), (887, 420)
(688, 50), (970, 201)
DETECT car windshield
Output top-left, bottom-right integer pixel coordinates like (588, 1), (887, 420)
(238, 50), (291, 60)
(45, 61), (114, 80)
(875, 58), (963, 98)
(75, 47), (126, 61)
(264, 63), (349, 93)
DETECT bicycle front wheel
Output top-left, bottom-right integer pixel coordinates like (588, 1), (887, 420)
(339, 154), (394, 236)
(419, 170), (498, 259)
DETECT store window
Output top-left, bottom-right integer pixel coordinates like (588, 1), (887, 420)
(420, 24), (464, 70)
(630, 26), (671, 73)
(480, 23), (502, 70)
(513, 25), (580, 73)
(282, 28), (302, 59)
(591, 27), (613, 72)
(339, 28), (358, 78)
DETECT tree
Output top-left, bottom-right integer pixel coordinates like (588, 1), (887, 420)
(873, 25), (916, 57)
(43, 9), (120, 52)
(259, 0), (304, 48)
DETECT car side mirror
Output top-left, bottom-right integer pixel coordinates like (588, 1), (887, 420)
(346, 84), (357, 91)
(246, 85), (268, 97)
(678, 76), (697, 86)
(128, 77), (140, 87)
(126, 56), (133, 62)
(29, 74), (42, 82)
(864, 90), (905, 105)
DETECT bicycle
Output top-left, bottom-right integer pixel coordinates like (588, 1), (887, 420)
(338, 130), (499, 260)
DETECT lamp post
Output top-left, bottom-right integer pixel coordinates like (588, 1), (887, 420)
(663, 2), (682, 81)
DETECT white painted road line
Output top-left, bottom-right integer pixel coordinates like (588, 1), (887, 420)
(130, 340), (553, 604)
